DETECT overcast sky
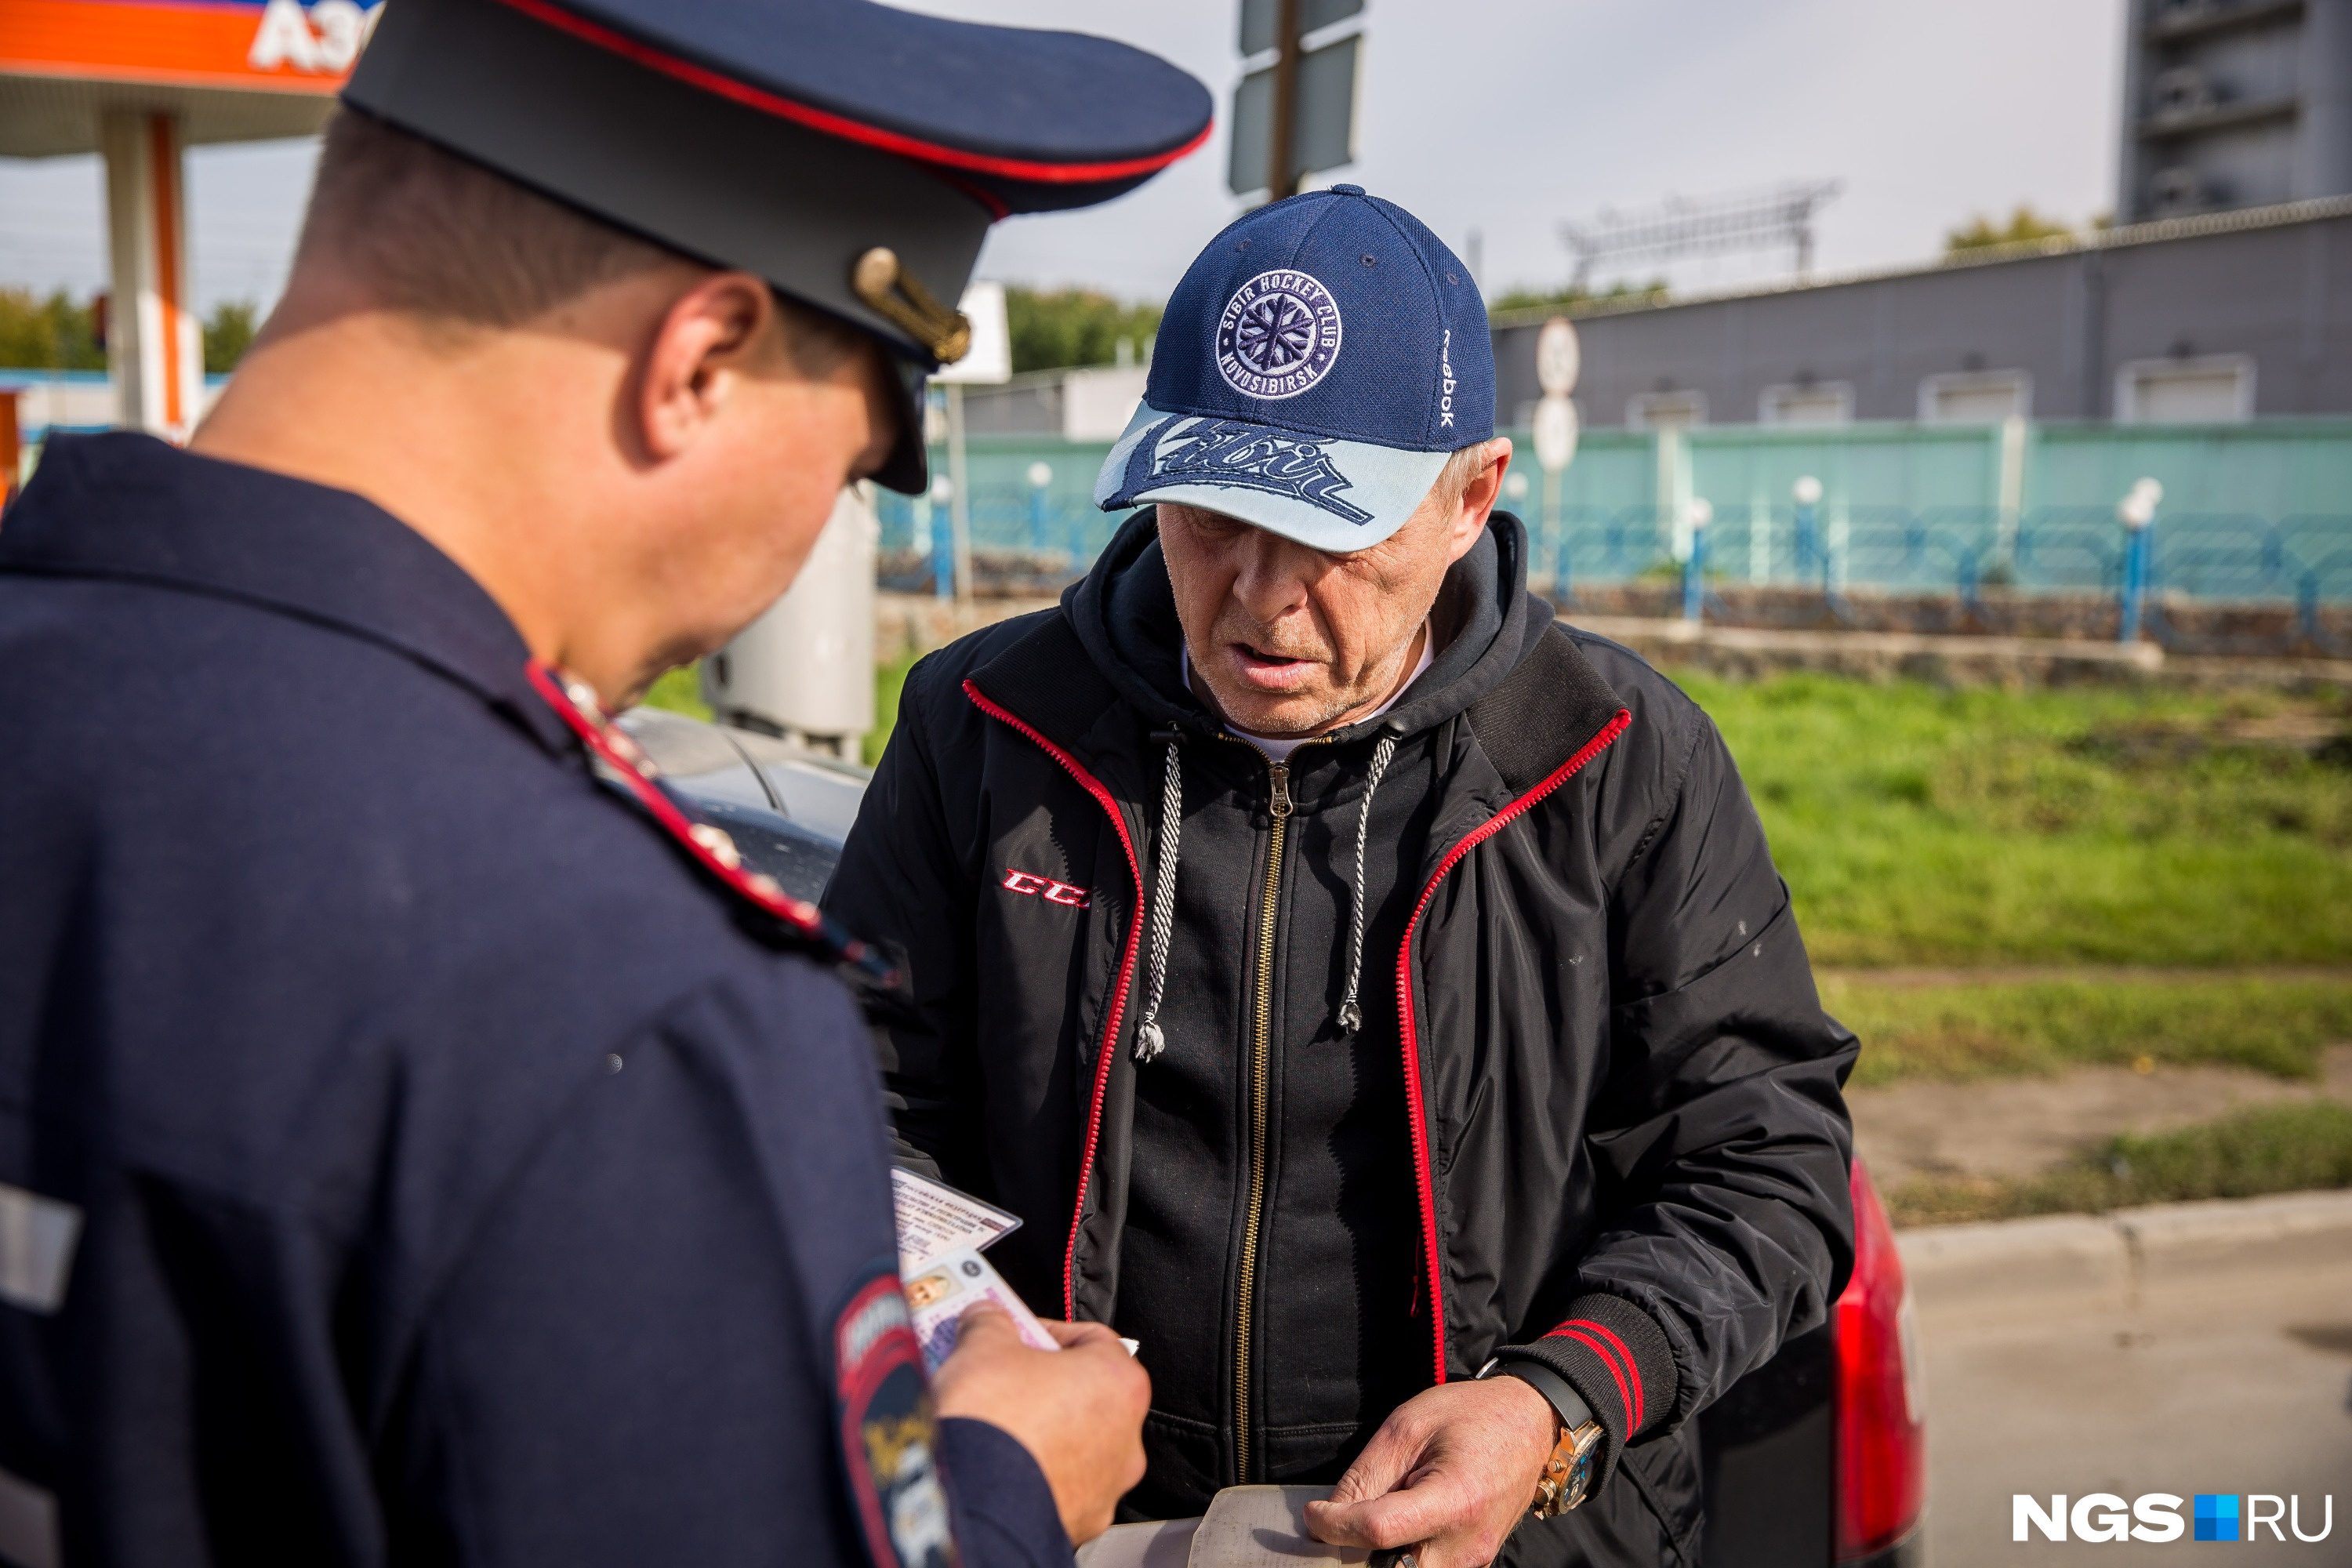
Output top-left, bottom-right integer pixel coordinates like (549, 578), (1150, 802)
(0, 0), (2126, 315)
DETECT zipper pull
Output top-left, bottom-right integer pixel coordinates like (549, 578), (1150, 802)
(1269, 760), (1293, 819)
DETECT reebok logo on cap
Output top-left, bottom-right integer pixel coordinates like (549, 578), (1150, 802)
(1095, 185), (1494, 553)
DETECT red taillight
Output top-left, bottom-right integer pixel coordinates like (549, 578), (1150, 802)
(1835, 1159), (1926, 1563)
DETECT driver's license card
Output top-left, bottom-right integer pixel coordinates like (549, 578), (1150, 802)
(891, 1168), (1054, 1372)
(901, 1247), (1061, 1370)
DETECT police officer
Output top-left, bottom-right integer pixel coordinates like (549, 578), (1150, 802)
(0, 2), (1210, 1565)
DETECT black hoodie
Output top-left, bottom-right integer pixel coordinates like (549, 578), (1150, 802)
(828, 510), (1857, 1563)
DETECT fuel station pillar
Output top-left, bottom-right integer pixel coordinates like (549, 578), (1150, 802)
(100, 111), (202, 439)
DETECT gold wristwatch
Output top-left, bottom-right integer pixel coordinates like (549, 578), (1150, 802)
(1476, 1357), (1604, 1518)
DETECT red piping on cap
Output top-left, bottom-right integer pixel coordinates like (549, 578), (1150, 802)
(493, 0), (1211, 186)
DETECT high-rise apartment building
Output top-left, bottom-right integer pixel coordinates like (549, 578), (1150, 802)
(2118, 0), (2352, 220)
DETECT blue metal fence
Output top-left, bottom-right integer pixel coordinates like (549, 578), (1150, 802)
(878, 420), (2352, 650)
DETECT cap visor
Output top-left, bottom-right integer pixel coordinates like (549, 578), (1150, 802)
(1093, 404), (1447, 553)
(873, 359), (931, 495)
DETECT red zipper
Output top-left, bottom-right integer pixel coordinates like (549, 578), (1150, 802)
(964, 679), (1146, 1319)
(1392, 707), (1632, 1386)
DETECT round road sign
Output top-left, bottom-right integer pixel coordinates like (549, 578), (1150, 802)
(1536, 317), (1581, 398)
(1533, 394), (1580, 473)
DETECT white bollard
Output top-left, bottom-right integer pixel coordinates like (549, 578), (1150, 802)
(702, 485), (878, 758)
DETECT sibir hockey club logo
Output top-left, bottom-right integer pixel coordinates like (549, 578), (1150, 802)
(1216, 270), (1343, 401)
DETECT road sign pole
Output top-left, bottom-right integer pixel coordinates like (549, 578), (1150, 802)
(946, 383), (973, 604)
(1267, 0), (1301, 198)
(1545, 467), (1566, 599)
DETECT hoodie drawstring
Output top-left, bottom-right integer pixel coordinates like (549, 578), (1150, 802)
(1335, 732), (1398, 1036)
(1131, 739), (1182, 1063)
(1132, 729), (1400, 1060)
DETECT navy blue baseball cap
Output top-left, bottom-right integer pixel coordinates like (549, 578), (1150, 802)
(345, 0), (1210, 492)
(1095, 187), (1494, 550)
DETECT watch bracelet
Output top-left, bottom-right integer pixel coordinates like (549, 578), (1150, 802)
(1477, 1357), (1603, 1518)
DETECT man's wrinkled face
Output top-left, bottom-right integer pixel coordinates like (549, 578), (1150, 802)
(1157, 441), (1507, 739)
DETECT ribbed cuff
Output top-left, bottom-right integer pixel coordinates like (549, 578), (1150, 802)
(938, 1416), (1074, 1568)
(1490, 1293), (1679, 1478)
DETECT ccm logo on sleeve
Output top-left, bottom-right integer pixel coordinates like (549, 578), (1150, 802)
(1000, 869), (1090, 909)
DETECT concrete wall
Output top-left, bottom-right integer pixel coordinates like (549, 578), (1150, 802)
(1491, 202), (2352, 428)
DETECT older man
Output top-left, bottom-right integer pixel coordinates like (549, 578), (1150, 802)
(827, 188), (1857, 1568)
(0, 2), (1213, 1563)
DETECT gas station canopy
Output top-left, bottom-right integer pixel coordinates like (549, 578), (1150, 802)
(0, 0), (371, 435)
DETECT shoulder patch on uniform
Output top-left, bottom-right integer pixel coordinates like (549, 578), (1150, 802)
(836, 1272), (960, 1568)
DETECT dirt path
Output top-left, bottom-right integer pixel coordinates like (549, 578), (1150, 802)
(1849, 1044), (2352, 1185)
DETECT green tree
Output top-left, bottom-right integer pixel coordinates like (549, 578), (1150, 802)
(204, 301), (260, 374)
(0, 289), (107, 371)
(1004, 286), (1163, 374)
(1945, 205), (2076, 253)
(1488, 278), (1668, 316)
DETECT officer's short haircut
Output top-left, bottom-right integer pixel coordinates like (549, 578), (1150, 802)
(299, 109), (865, 376)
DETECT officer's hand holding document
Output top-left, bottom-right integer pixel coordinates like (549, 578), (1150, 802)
(895, 1169), (1152, 1542)
(894, 1150), (1369, 1568)
(891, 1167), (1058, 1367)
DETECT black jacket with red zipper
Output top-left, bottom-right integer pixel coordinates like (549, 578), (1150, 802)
(826, 509), (1857, 1566)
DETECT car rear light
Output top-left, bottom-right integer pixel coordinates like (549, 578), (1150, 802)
(1835, 1158), (1926, 1564)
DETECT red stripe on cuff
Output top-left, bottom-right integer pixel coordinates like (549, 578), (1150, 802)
(1558, 1318), (1645, 1431)
(1544, 1327), (1632, 1432)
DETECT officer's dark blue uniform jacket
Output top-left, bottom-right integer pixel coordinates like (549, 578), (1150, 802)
(0, 434), (1066, 1568)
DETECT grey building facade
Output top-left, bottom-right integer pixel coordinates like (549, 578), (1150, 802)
(2119, 0), (2352, 222)
(1490, 198), (2352, 430)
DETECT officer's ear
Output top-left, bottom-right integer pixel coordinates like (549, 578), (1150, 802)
(637, 270), (777, 460)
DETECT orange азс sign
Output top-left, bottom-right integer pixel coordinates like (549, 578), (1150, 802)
(0, 0), (377, 93)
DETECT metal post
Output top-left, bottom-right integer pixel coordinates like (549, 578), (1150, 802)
(946, 383), (973, 603)
(1266, 0), (1302, 200)
(2119, 524), (2151, 642)
(1544, 466), (1565, 598)
(100, 110), (201, 440)
(1994, 414), (2027, 571)
(2117, 477), (2161, 643)
(1656, 426), (1688, 567)
(1026, 461), (1053, 556)
(927, 477), (953, 601)
(1792, 476), (1822, 586)
(1682, 498), (1712, 624)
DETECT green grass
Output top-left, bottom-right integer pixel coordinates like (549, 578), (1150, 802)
(1674, 673), (2352, 966)
(639, 663), (711, 721)
(1827, 975), (2352, 1088)
(868, 648), (921, 767)
(1885, 1101), (2352, 1226)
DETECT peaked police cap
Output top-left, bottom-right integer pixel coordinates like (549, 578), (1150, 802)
(344, 0), (1211, 492)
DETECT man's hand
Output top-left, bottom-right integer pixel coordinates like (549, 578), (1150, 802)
(1303, 1376), (1557, 1568)
(931, 1305), (1151, 1545)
